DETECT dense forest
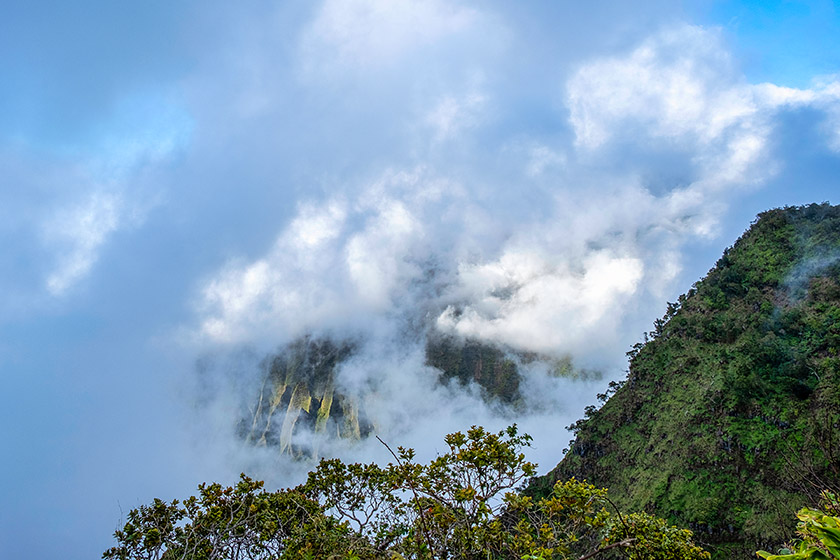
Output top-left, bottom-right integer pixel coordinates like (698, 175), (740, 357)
(106, 204), (840, 559)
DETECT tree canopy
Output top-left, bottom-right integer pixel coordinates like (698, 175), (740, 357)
(104, 425), (709, 560)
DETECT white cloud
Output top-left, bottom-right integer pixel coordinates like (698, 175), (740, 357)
(525, 144), (566, 177)
(346, 198), (422, 309)
(425, 90), (487, 142)
(43, 192), (122, 296)
(438, 250), (644, 354)
(194, 23), (840, 365)
(810, 76), (840, 152)
(567, 24), (840, 191)
(299, 0), (478, 75)
(567, 26), (753, 149)
(197, 169), (457, 345)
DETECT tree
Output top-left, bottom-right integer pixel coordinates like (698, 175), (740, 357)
(102, 476), (357, 560)
(105, 426), (710, 559)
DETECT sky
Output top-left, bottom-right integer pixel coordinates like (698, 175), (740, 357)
(1, 1), (840, 558)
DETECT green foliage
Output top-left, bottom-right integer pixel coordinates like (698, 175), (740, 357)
(504, 478), (612, 559)
(757, 492), (840, 560)
(301, 425), (544, 559)
(425, 336), (523, 404)
(102, 475), (354, 560)
(606, 512), (711, 560)
(105, 426), (709, 560)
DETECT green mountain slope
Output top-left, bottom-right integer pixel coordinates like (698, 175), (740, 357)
(536, 203), (840, 558)
(243, 337), (367, 457)
(242, 332), (581, 458)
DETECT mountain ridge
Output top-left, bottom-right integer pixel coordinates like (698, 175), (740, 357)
(534, 202), (840, 559)
(241, 330), (589, 458)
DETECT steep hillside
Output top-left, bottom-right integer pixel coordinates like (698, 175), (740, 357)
(242, 337), (365, 457)
(242, 332), (572, 458)
(537, 203), (840, 558)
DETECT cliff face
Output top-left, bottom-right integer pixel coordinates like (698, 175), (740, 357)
(242, 332), (574, 458)
(242, 337), (365, 458)
(425, 335), (522, 405)
(538, 204), (840, 559)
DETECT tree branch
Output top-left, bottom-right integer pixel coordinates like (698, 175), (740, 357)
(578, 538), (637, 560)
(377, 435), (434, 556)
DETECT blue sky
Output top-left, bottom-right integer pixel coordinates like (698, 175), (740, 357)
(700, 0), (840, 87)
(1, 2), (840, 559)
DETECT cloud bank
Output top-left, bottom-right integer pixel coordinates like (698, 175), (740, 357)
(184, 17), (840, 479)
(194, 21), (840, 361)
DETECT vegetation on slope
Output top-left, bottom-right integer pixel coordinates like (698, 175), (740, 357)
(537, 204), (840, 558)
(425, 334), (522, 405)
